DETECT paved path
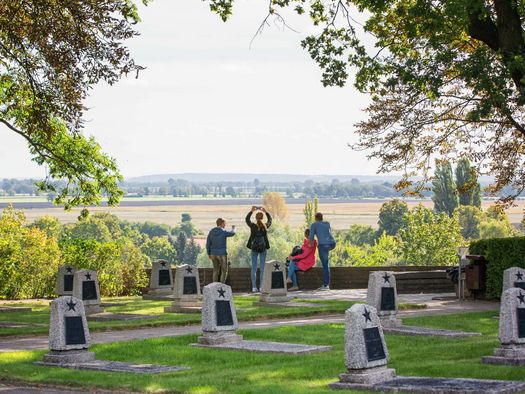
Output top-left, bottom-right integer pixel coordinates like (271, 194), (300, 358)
(0, 291), (499, 353)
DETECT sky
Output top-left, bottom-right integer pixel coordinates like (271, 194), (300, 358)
(0, 0), (381, 179)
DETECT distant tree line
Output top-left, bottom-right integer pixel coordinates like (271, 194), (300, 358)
(4, 174), (524, 201)
(119, 178), (409, 199)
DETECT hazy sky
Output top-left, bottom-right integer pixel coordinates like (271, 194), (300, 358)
(0, 0), (381, 179)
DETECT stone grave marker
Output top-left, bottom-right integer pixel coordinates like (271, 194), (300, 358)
(143, 259), (174, 300)
(42, 296), (95, 364)
(197, 283), (242, 345)
(365, 271), (480, 338)
(366, 271), (401, 327)
(193, 282), (331, 354)
(329, 304), (395, 389)
(502, 267), (525, 293)
(165, 264), (202, 313)
(482, 287), (525, 366)
(329, 300), (525, 392)
(35, 296), (187, 374)
(72, 269), (103, 315)
(258, 260), (292, 303)
(56, 265), (76, 296)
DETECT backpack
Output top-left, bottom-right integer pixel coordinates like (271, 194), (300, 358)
(290, 245), (303, 257)
(251, 231), (266, 253)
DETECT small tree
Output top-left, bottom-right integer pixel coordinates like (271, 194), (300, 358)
(377, 199), (409, 236)
(400, 205), (463, 266)
(174, 232), (187, 263)
(345, 224), (377, 246)
(29, 216), (62, 239)
(140, 237), (177, 263)
(455, 157), (482, 208)
(432, 160), (459, 217)
(455, 205), (484, 240)
(183, 237), (201, 266)
(303, 197), (319, 227)
(262, 192), (288, 221)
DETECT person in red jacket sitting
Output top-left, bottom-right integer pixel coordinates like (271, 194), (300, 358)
(286, 229), (317, 291)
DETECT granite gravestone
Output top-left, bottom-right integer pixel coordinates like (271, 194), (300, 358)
(197, 283), (242, 345)
(259, 260), (292, 303)
(42, 296), (95, 363)
(56, 265), (76, 296)
(366, 271), (401, 327)
(72, 269), (103, 315)
(502, 267), (525, 293)
(482, 287), (525, 366)
(36, 297), (187, 374)
(193, 283), (332, 354)
(329, 304), (395, 389)
(165, 264), (202, 313)
(143, 259), (174, 300)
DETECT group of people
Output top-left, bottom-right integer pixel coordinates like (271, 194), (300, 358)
(205, 206), (336, 292)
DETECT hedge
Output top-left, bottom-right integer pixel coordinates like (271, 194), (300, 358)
(470, 236), (525, 299)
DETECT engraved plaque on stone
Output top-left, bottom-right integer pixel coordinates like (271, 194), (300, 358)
(215, 300), (234, 326)
(183, 276), (198, 295)
(363, 327), (386, 362)
(518, 308), (525, 338)
(64, 275), (74, 292)
(380, 287), (395, 311)
(271, 271), (285, 289)
(65, 316), (86, 345)
(82, 281), (97, 301)
(514, 282), (525, 290)
(158, 269), (172, 286)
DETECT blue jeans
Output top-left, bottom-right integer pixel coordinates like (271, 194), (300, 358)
(288, 260), (299, 287)
(318, 244), (331, 286)
(251, 250), (267, 289)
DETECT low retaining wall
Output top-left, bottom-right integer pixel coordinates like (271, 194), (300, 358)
(146, 266), (454, 294)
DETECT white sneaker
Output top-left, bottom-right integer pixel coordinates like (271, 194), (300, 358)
(252, 287), (258, 293)
(317, 285), (330, 291)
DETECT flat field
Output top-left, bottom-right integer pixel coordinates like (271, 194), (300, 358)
(2, 197), (524, 233)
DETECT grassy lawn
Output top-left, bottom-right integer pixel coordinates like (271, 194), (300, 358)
(0, 296), (357, 337)
(0, 311), (523, 394)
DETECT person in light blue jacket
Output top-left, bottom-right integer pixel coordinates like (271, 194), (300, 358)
(309, 212), (336, 290)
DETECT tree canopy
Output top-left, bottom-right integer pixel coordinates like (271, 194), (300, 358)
(0, 1), (146, 208)
(206, 0), (525, 203)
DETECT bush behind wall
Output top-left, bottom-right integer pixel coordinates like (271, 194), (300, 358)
(469, 236), (525, 299)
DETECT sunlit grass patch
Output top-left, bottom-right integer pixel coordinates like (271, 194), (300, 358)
(1, 312), (523, 393)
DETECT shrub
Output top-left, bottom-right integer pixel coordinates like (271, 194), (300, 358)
(469, 237), (525, 299)
(399, 205), (462, 265)
(59, 238), (148, 297)
(344, 224), (377, 246)
(140, 236), (177, 263)
(0, 206), (60, 299)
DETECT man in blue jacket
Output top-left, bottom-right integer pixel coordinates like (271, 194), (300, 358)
(206, 217), (236, 283)
(309, 212), (336, 290)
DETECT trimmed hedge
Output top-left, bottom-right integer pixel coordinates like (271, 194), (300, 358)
(470, 237), (525, 299)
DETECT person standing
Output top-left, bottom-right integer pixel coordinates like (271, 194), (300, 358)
(309, 212), (336, 290)
(286, 228), (317, 291)
(246, 206), (272, 293)
(206, 217), (236, 283)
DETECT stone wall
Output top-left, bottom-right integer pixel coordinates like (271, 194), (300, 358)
(145, 266), (454, 294)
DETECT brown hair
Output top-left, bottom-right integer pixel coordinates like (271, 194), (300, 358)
(216, 217), (225, 226)
(255, 212), (266, 231)
(304, 228), (310, 237)
(315, 212), (323, 221)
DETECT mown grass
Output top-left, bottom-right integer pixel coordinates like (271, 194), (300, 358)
(0, 311), (522, 394)
(0, 296), (356, 337)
